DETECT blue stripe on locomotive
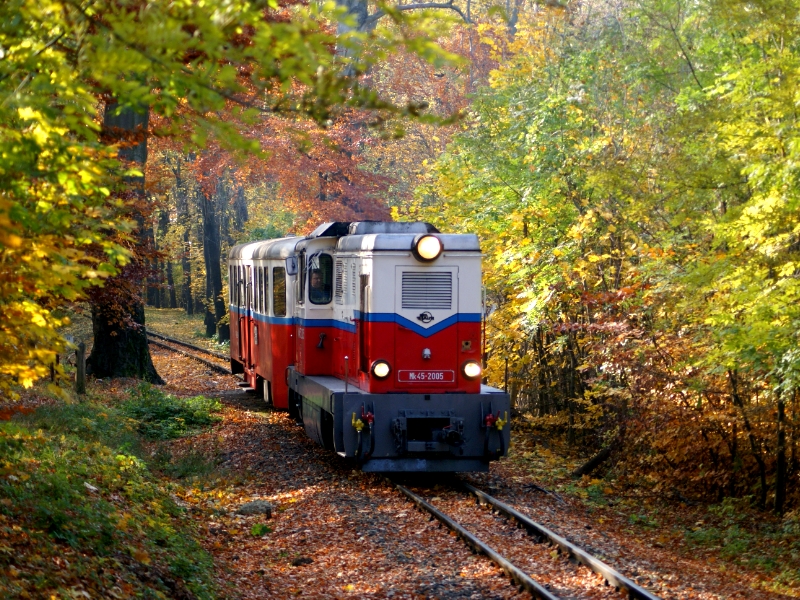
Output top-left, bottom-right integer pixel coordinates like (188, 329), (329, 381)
(230, 304), (480, 337)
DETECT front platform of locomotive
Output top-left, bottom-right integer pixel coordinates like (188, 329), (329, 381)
(288, 221), (510, 472)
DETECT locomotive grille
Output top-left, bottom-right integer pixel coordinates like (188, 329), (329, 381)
(401, 272), (452, 310)
(335, 260), (344, 304)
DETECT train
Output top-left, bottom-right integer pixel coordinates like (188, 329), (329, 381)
(228, 221), (510, 472)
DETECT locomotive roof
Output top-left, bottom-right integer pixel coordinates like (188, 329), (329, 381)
(309, 221), (439, 237)
(228, 236), (299, 260)
(336, 233), (480, 253)
(229, 222), (480, 260)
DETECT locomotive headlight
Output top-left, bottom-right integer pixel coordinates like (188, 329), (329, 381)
(371, 360), (391, 379)
(413, 234), (443, 262)
(462, 360), (482, 380)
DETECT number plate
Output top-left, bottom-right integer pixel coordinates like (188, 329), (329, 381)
(397, 370), (455, 383)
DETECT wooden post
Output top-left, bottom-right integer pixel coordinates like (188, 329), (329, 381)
(76, 342), (86, 395)
(50, 354), (61, 383)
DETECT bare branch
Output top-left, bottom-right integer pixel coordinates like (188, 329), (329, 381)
(366, 2), (472, 27)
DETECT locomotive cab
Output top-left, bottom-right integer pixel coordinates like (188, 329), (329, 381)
(230, 222), (510, 472)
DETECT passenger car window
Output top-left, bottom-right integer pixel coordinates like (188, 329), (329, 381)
(262, 267), (268, 313)
(238, 267), (243, 307)
(308, 253), (333, 305)
(273, 267), (286, 317)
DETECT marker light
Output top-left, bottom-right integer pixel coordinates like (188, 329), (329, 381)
(371, 360), (391, 379)
(413, 234), (443, 262)
(462, 360), (482, 380)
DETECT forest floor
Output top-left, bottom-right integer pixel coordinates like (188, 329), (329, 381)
(1, 309), (798, 598)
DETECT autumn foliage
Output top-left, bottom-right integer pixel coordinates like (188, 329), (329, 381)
(413, 0), (800, 512)
(0, 0), (455, 394)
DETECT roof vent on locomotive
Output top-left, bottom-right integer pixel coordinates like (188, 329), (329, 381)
(228, 222), (510, 473)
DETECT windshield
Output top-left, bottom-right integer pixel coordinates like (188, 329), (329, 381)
(308, 253), (333, 305)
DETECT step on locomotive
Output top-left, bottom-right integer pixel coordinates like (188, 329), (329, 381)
(228, 221), (510, 472)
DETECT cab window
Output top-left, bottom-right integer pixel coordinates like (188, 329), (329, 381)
(308, 253), (333, 305)
(298, 252), (306, 305)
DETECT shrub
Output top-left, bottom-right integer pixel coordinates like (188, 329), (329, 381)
(122, 383), (222, 440)
(251, 523), (271, 536)
(0, 420), (215, 598)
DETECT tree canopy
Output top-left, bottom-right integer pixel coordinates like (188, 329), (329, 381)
(5, 0), (800, 512)
(409, 0), (800, 510)
(0, 0), (454, 397)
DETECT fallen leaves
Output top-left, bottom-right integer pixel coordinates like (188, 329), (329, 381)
(144, 344), (795, 599)
(3, 335), (787, 599)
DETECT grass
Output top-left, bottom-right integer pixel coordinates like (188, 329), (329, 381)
(151, 446), (221, 480)
(0, 386), (224, 599)
(251, 523), (271, 536)
(144, 307), (230, 353)
(685, 497), (795, 571)
(122, 383), (222, 440)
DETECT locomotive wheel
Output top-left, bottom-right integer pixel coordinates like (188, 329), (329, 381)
(321, 410), (334, 451)
(288, 389), (302, 421)
(263, 381), (273, 407)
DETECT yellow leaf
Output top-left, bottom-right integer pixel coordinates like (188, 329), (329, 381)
(17, 107), (39, 121)
(2, 234), (22, 247)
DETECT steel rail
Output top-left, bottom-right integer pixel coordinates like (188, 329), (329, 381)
(146, 338), (232, 375)
(395, 483), (559, 600)
(145, 330), (230, 361)
(461, 483), (662, 600)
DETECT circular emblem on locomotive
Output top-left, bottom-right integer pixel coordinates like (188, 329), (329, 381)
(417, 311), (435, 323)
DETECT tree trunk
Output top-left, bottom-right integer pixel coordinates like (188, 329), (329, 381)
(200, 184), (229, 342)
(146, 215), (162, 307)
(233, 185), (248, 234)
(791, 390), (798, 478)
(194, 220), (206, 316)
(87, 102), (162, 384)
(775, 391), (787, 514)
(153, 209), (170, 309)
(200, 189), (217, 338)
(203, 231), (216, 338)
(572, 442), (616, 477)
(146, 258), (160, 306)
(170, 154), (193, 316)
(167, 261), (178, 308)
(729, 421), (737, 497)
(88, 301), (163, 383)
(335, 0), (371, 76)
(573, 393), (627, 477)
(728, 370), (768, 508)
(183, 230), (193, 315)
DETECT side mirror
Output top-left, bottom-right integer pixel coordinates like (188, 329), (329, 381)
(285, 256), (298, 275)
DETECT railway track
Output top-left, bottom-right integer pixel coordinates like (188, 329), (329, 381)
(145, 330), (233, 375)
(395, 480), (662, 600)
(146, 329), (659, 598)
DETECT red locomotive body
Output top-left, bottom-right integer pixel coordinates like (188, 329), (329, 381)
(229, 222), (509, 472)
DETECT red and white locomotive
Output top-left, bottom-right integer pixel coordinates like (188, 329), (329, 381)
(228, 221), (509, 472)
